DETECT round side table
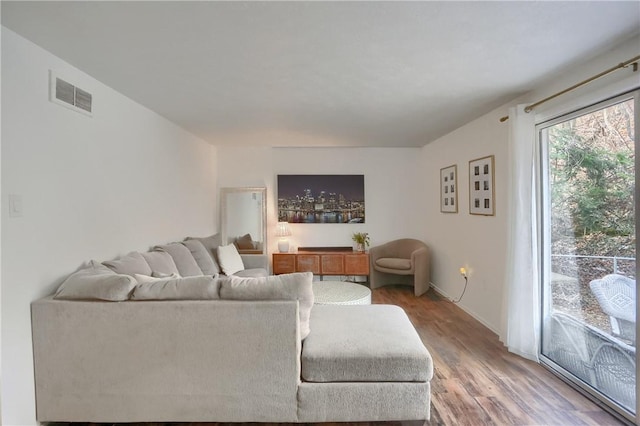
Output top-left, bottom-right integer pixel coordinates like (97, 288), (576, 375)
(312, 281), (372, 305)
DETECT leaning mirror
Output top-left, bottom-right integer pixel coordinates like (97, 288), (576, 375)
(220, 187), (267, 255)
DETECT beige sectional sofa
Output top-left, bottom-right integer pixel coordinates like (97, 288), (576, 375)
(31, 235), (433, 423)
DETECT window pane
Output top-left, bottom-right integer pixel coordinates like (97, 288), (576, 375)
(541, 97), (636, 416)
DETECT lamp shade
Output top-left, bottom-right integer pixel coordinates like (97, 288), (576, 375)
(275, 221), (292, 237)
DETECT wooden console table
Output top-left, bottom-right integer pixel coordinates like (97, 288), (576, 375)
(273, 248), (370, 280)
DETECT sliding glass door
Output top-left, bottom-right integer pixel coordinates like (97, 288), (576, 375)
(539, 91), (638, 420)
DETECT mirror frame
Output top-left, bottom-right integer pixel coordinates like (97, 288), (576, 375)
(220, 187), (267, 255)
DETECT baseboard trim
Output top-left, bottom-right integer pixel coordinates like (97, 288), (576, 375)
(429, 283), (501, 336)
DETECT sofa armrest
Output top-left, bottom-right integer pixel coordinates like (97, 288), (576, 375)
(32, 297), (301, 422)
(412, 246), (430, 280)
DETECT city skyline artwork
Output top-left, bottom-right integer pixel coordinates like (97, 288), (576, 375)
(277, 174), (365, 224)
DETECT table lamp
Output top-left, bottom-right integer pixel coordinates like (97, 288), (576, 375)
(275, 221), (292, 253)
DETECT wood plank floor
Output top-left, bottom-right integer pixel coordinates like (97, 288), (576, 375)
(374, 286), (625, 426)
(54, 285), (626, 426)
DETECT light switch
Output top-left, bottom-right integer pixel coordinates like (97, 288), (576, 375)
(9, 194), (23, 217)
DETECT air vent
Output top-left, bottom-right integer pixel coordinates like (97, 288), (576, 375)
(73, 87), (92, 113)
(49, 71), (93, 116)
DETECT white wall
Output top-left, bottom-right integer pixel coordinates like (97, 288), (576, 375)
(419, 107), (509, 332)
(1, 28), (217, 425)
(216, 145), (423, 257)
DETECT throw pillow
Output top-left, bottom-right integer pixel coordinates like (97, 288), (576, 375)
(182, 239), (220, 275)
(218, 272), (314, 339)
(154, 243), (202, 277)
(103, 252), (152, 276)
(141, 251), (180, 276)
(131, 275), (220, 300)
(217, 244), (245, 275)
(55, 260), (136, 301)
(235, 233), (254, 250)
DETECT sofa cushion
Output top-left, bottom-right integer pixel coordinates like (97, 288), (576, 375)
(152, 271), (179, 278)
(131, 275), (220, 300)
(141, 251), (180, 276)
(219, 272), (314, 339)
(103, 252), (152, 276)
(186, 233), (222, 263)
(302, 304), (432, 382)
(55, 260), (136, 301)
(182, 239), (220, 275)
(134, 273), (180, 283)
(376, 257), (412, 270)
(233, 268), (269, 278)
(217, 244), (245, 275)
(155, 243), (203, 277)
(241, 254), (268, 270)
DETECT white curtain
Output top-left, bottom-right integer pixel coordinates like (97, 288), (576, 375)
(500, 104), (540, 362)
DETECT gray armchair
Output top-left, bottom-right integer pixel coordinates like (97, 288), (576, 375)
(369, 238), (430, 296)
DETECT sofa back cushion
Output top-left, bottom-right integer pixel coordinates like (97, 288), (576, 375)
(55, 260), (136, 301)
(182, 239), (220, 275)
(141, 251), (180, 276)
(219, 272), (314, 339)
(103, 252), (152, 276)
(154, 243), (202, 277)
(131, 275), (220, 300)
(186, 234), (222, 263)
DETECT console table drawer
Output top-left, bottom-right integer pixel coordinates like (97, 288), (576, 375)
(296, 255), (320, 274)
(345, 254), (370, 275)
(272, 254), (295, 274)
(321, 254), (345, 275)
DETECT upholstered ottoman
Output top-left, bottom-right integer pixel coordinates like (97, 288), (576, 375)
(298, 304), (433, 422)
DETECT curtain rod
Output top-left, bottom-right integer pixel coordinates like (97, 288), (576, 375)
(499, 54), (640, 122)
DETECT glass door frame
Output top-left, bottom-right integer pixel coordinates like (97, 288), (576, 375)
(537, 89), (639, 424)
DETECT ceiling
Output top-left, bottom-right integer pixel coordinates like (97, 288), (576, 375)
(2, 1), (639, 147)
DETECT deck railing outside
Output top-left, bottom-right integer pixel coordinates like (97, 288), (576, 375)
(551, 254), (636, 276)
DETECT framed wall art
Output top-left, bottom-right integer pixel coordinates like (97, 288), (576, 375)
(469, 155), (495, 216)
(277, 174), (365, 223)
(440, 165), (458, 213)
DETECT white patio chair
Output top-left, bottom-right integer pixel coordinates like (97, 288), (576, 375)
(545, 312), (636, 412)
(589, 274), (636, 345)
